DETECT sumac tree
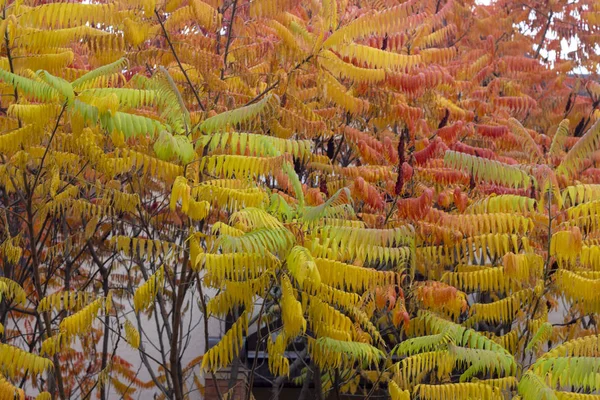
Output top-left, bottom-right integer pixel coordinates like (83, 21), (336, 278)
(0, 0), (599, 399)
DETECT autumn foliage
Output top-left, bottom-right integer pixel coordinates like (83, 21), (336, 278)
(0, 0), (599, 399)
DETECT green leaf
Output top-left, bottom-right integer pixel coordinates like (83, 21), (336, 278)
(199, 93), (279, 134)
(37, 70), (74, 103)
(154, 131), (195, 164)
(72, 57), (128, 89)
(0, 69), (59, 102)
(100, 111), (165, 139)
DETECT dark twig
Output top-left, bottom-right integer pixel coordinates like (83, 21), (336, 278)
(155, 9), (206, 112)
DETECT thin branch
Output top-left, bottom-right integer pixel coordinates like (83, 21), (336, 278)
(155, 9), (206, 112)
(195, 272), (224, 400)
(244, 79), (280, 107)
(534, 11), (553, 59)
(244, 55), (314, 107)
(553, 316), (585, 327)
(221, 0), (238, 80)
(30, 102), (67, 195)
(246, 273), (279, 400)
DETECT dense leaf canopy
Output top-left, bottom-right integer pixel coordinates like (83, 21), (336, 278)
(0, 0), (599, 399)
